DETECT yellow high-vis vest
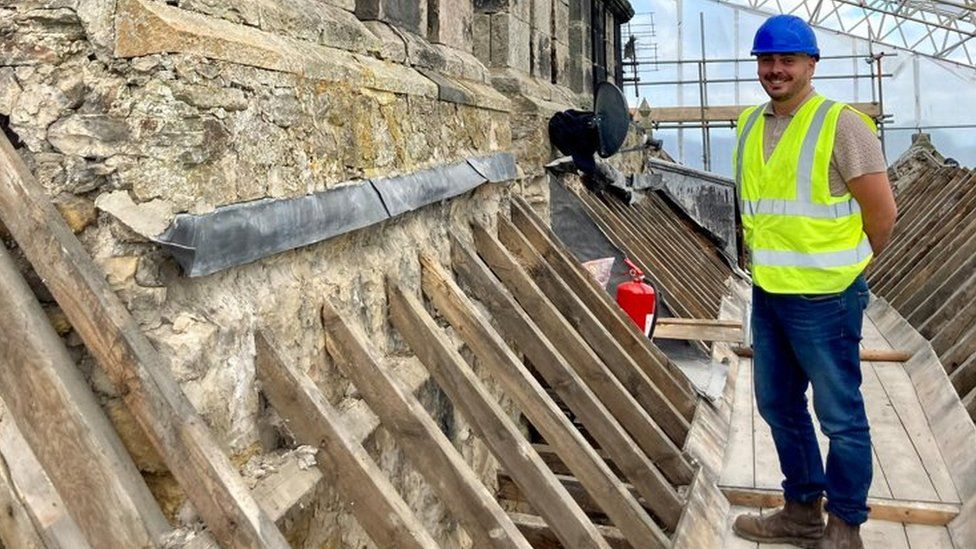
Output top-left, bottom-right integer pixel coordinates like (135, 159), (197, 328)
(733, 94), (876, 294)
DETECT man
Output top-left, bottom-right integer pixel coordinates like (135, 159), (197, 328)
(731, 15), (897, 549)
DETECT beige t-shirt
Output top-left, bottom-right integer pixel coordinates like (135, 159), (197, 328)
(762, 90), (886, 196)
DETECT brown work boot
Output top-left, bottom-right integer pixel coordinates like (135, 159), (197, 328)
(732, 497), (825, 547)
(815, 512), (864, 548)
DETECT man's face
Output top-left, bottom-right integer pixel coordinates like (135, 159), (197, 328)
(757, 53), (816, 102)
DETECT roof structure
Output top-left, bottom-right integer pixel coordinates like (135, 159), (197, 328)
(866, 134), (976, 421)
(708, 0), (976, 70)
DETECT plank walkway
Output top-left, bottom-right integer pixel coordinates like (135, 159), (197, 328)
(720, 311), (961, 548)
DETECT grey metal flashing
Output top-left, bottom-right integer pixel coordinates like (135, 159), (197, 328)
(648, 158), (739, 264)
(155, 153), (516, 277)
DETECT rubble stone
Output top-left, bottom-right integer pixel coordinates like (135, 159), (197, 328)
(47, 114), (130, 158)
(97, 256), (139, 290)
(0, 68), (22, 116)
(54, 193), (97, 233)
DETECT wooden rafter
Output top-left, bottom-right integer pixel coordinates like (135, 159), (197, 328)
(419, 255), (666, 547)
(0, 134), (288, 548)
(254, 332), (438, 548)
(387, 281), (603, 548)
(319, 301), (529, 548)
(452, 234), (684, 532)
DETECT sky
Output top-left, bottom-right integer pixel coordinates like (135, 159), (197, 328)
(624, 0), (976, 177)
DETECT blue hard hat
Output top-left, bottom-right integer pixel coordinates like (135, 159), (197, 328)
(751, 15), (820, 60)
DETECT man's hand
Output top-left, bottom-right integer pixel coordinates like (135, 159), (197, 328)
(848, 171), (897, 256)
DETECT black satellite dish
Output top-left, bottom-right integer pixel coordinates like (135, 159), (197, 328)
(548, 82), (631, 173)
(594, 81), (630, 158)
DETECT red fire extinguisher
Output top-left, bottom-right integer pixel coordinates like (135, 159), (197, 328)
(617, 258), (657, 338)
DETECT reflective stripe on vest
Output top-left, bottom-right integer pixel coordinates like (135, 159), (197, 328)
(735, 96), (874, 294)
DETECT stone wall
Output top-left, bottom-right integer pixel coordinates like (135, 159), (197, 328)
(0, 0), (631, 545)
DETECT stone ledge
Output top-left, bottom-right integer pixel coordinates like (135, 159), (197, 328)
(115, 0), (437, 99)
(418, 69), (510, 113)
(488, 68), (580, 109)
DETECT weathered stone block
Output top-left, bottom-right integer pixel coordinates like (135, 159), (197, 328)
(428, 0), (473, 53)
(553, 0), (569, 45)
(531, 29), (551, 81)
(363, 20), (408, 63)
(530, 0), (551, 32)
(356, 0), (427, 37)
(472, 14), (491, 66)
(47, 114), (130, 158)
(568, 0), (589, 26)
(567, 55), (583, 93)
(474, 0), (530, 21)
(318, 0), (357, 13)
(400, 28), (449, 72)
(114, 0), (436, 98)
(568, 20), (590, 61)
(490, 12), (530, 72)
(553, 39), (569, 87)
(179, 0), (380, 54)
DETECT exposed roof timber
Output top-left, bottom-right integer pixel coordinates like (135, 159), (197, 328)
(705, 0), (976, 70)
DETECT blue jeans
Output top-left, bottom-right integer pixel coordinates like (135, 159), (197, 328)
(752, 275), (872, 525)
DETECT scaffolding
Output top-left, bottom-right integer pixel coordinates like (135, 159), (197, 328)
(622, 12), (892, 171)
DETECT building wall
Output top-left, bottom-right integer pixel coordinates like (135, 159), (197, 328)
(0, 0), (632, 545)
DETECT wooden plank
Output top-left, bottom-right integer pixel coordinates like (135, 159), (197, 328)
(450, 235), (685, 530)
(0, 134), (288, 548)
(0, 244), (168, 547)
(509, 197), (697, 419)
(420, 255), (666, 547)
(732, 346), (913, 362)
(252, 453), (323, 524)
(497, 215), (692, 449)
(862, 359), (941, 501)
(634, 102), (881, 124)
(254, 332), (438, 549)
(672, 467), (730, 549)
(0, 403), (91, 549)
(949, 491), (976, 548)
(387, 281), (599, 549)
(506, 512), (628, 549)
(472, 221), (691, 485)
(653, 323), (744, 343)
(861, 319), (960, 503)
(316, 304), (533, 548)
(720, 352), (754, 488)
(869, 299), (976, 502)
(904, 524), (954, 548)
(749, 358), (781, 491)
(658, 318), (743, 328)
(721, 486), (960, 526)
(0, 441), (45, 549)
(871, 446), (894, 499)
(861, 517), (910, 549)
